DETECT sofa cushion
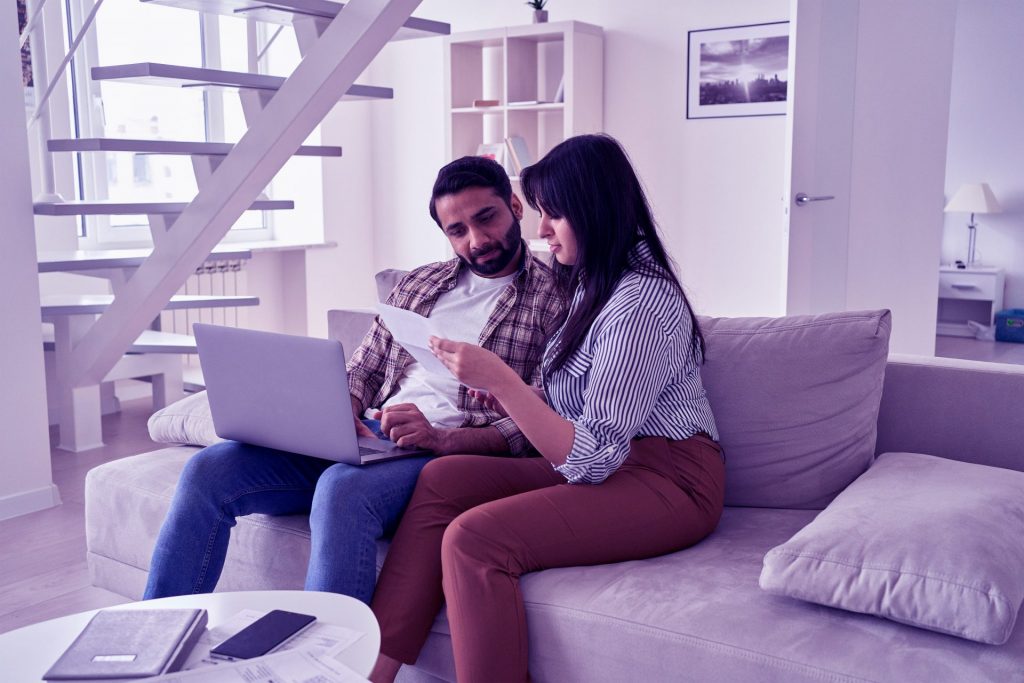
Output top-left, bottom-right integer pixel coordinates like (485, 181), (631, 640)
(700, 309), (891, 509)
(759, 452), (1024, 644)
(147, 390), (223, 447)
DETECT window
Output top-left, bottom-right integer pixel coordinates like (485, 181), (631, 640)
(66, 0), (272, 246)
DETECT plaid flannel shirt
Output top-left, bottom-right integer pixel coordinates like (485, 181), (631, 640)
(347, 245), (565, 455)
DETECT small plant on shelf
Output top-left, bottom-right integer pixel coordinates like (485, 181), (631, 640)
(526, 0), (548, 22)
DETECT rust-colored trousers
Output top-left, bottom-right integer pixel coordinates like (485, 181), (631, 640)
(370, 434), (725, 683)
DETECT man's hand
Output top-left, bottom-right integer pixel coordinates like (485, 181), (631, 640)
(351, 395), (376, 438)
(375, 404), (448, 453)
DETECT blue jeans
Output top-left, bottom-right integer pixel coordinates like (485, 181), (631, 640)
(143, 420), (434, 605)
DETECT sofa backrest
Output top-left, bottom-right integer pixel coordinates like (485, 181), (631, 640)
(699, 310), (891, 510)
(876, 354), (1024, 473)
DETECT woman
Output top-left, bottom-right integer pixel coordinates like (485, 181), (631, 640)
(369, 134), (725, 683)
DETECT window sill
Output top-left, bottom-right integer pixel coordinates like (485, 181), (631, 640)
(227, 239), (337, 254)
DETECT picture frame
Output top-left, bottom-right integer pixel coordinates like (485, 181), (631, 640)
(686, 21), (790, 120)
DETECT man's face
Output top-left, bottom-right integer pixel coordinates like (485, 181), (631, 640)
(434, 186), (524, 278)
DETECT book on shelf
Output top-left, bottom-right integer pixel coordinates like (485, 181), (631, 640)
(504, 136), (534, 176)
(507, 100), (547, 107)
(44, 608), (208, 681)
(476, 142), (506, 168)
(554, 75), (565, 103)
(471, 99), (500, 107)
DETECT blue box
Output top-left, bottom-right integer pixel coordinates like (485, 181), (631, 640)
(995, 309), (1024, 343)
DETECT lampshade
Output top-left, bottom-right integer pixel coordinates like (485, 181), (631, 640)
(944, 183), (1002, 214)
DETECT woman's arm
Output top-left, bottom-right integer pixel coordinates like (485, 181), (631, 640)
(431, 337), (574, 466)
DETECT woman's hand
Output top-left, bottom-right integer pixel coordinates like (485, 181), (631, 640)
(468, 388), (508, 416)
(429, 337), (516, 393)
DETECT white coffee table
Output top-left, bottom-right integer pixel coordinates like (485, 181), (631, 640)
(0, 590), (380, 681)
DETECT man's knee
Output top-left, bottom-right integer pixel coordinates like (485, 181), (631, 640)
(310, 464), (369, 515)
(179, 441), (247, 490)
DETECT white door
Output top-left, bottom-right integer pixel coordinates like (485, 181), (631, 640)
(783, 0), (958, 355)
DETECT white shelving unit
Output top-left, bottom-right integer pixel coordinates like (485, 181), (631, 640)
(444, 21), (603, 242)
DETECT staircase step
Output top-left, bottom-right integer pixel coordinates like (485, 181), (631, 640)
(41, 294), (260, 317)
(34, 199), (293, 216)
(91, 63), (393, 100)
(142, 0), (449, 39)
(49, 138), (342, 157)
(38, 246), (252, 273)
(43, 327), (199, 354)
(183, 364), (205, 391)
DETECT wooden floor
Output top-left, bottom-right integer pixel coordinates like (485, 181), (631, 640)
(935, 334), (1024, 365)
(0, 398), (161, 635)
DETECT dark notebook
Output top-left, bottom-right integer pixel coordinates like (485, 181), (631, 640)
(43, 608), (208, 681)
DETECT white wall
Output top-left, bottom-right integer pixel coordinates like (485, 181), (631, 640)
(842, 0), (957, 355)
(943, 0), (1024, 309)
(311, 0), (791, 321)
(1, 4), (59, 520)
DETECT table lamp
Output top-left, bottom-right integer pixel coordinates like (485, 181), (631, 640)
(943, 183), (1002, 266)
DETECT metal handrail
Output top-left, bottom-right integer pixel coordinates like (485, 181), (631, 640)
(19, 0), (48, 50)
(28, 0), (108, 125)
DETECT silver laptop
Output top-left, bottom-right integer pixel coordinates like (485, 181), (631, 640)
(193, 323), (428, 464)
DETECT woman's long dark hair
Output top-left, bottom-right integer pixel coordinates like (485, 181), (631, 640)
(520, 134), (705, 371)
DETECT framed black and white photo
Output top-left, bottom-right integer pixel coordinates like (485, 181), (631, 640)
(686, 22), (790, 120)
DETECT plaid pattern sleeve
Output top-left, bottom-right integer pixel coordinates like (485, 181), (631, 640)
(346, 249), (566, 455)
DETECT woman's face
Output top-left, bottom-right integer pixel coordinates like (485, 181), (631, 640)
(537, 208), (578, 266)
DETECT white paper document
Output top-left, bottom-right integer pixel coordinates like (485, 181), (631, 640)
(155, 648), (368, 682)
(376, 303), (464, 379)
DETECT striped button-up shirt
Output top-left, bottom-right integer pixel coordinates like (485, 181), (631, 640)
(544, 242), (719, 484)
(348, 245), (565, 455)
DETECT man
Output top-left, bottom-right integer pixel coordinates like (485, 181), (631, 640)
(143, 156), (564, 605)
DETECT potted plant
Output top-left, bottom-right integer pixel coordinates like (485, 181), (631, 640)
(526, 0), (548, 23)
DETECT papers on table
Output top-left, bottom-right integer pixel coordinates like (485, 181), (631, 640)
(155, 648), (367, 682)
(167, 609), (368, 682)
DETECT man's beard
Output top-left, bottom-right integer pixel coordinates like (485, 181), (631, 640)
(463, 218), (522, 276)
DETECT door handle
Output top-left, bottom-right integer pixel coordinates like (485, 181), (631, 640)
(795, 192), (836, 206)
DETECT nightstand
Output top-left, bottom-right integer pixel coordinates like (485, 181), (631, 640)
(936, 266), (1005, 337)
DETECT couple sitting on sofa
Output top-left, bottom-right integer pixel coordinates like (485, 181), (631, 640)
(144, 134), (725, 683)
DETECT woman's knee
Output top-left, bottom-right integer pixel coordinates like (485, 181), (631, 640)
(415, 456), (483, 501)
(441, 505), (511, 568)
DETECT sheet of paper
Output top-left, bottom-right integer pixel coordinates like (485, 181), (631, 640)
(155, 648), (368, 682)
(375, 303), (455, 378)
(180, 609), (365, 672)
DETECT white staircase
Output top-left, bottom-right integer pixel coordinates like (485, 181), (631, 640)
(24, 0), (448, 450)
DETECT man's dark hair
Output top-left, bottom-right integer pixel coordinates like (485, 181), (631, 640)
(428, 156), (514, 228)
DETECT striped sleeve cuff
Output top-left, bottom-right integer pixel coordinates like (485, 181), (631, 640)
(492, 417), (531, 456)
(554, 425), (620, 485)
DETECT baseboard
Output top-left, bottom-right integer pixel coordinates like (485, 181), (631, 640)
(0, 483), (62, 521)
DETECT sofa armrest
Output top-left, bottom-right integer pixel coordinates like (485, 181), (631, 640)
(876, 353), (1024, 471)
(327, 308), (377, 362)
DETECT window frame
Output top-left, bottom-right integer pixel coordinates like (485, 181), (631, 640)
(64, 0), (274, 248)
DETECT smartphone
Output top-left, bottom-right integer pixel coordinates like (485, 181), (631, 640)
(209, 610), (317, 660)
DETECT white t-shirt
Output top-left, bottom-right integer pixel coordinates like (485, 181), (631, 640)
(382, 268), (517, 427)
